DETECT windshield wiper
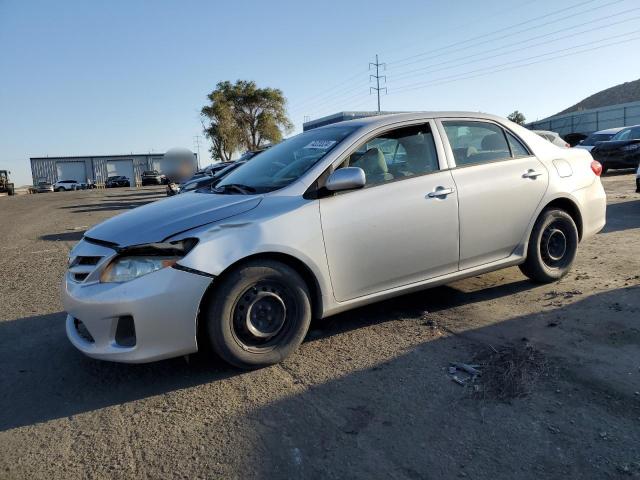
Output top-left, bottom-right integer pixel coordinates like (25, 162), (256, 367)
(212, 183), (256, 195)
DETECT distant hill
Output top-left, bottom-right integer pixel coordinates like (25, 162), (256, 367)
(557, 78), (640, 115)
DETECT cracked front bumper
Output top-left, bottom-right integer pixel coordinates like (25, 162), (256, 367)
(63, 262), (212, 363)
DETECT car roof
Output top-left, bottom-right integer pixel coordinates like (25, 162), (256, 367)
(315, 111), (512, 131)
(533, 130), (559, 136)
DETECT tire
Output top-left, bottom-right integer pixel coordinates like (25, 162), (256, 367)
(204, 260), (312, 369)
(519, 209), (579, 283)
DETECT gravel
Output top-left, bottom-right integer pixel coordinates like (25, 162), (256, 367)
(1, 175), (639, 479)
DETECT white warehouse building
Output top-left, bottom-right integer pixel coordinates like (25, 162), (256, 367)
(30, 148), (197, 186)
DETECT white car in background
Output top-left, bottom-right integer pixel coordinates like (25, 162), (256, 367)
(533, 130), (570, 148)
(575, 127), (624, 152)
(54, 179), (79, 192)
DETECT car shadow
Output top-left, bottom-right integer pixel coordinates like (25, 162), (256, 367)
(308, 279), (536, 341)
(0, 276), (537, 432)
(39, 231), (86, 242)
(104, 191), (166, 199)
(60, 200), (158, 213)
(0, 312), (236, 431)
(601, 199), (640, 233)
(239, 287), (640, 479)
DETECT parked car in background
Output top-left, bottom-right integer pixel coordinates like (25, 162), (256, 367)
(141, 170), (167, 185)
(35, 181), (54, 193)
(574, 127), (624, 152)
(533, 130), (570, 148)
(590, 124), (640, 174)
(54, 179), (79, 192)
(105, 176), (131, 188)
(166, 151), (268, 196)
(64, 112), (606, 369)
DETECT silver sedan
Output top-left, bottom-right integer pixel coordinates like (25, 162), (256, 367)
(63, 112), (606, 368)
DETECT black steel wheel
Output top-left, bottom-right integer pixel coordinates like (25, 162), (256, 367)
(204, 260), (312, 369)
(520, 209), (579, 283)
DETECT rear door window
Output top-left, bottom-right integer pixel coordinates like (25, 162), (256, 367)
(506, 132), (531, 157)
(442, 121), (511, 166)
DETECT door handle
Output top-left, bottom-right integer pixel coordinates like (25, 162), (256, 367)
(522, 169), (543, 179)
(427, 187), (455, 198)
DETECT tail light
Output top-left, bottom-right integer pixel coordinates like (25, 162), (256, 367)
(591, 160), (603, 176)
(564, 143), (570, 148)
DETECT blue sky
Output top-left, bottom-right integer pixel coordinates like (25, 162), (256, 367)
(1, 0), (639, 186)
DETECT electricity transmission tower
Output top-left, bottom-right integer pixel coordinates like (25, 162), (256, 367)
(369, 54), (387, 112)
(193, 135), (202, 169)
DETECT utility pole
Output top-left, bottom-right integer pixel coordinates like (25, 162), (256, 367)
(193, 135), (202, 169)
(369, 54), (387, 112)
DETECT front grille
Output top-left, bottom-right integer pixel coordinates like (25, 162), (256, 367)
(77, 256), (101, 266)
(74, 318), (95, 343)
(69, 255), (104, 283)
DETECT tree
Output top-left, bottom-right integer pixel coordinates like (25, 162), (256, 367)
(201, 80), (293, 160)
(507, 110), (526, 125)
(201, 90), (241, 162)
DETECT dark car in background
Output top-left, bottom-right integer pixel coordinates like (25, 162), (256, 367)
(105, 176), (131, 188)
(574, 128), (623, 153)
(166, 161), (245, 196)
(141, 170), (167, 185)
(166, 149), (270, 195)
(590, 125), (640, 174)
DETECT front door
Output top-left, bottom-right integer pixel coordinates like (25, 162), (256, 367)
(440, 119), (549, 270)
(319, 123), (460, 302)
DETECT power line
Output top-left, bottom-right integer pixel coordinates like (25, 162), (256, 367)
(388, 32), (640, 96)
(288, 68), (368, 113)
(388, 10), (640, 83)
(289, 80), (368, 116)
(387, 0), (625, 70)
(377, 0), (541, 58)
(369, 54), (387, 112)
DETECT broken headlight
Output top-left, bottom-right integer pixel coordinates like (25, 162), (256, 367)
(100, 239), (197, 283)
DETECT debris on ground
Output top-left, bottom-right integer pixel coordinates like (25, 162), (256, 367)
(454, 343), (549, 400)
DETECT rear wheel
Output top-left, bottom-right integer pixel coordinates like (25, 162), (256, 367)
(204, 260), (312, 369)
(520, 209), (579, 283)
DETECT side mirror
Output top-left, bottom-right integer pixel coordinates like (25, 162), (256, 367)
(325, 167), (366, 192)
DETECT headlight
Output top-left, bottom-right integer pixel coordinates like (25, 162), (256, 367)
(620, 143), (640, 152)
(100, 239), (197, 283)
(100, 256), (179, 283)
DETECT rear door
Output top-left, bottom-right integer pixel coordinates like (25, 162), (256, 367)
(438, 119), (548, 270)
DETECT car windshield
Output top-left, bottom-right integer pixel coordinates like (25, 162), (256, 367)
(215, 126), (355, 193)
(612, 127), (640, 141)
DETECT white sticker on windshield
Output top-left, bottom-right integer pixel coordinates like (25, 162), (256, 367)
(304, 140), (337, 150)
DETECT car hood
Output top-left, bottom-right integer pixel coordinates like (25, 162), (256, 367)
(85, 192), (262, 246)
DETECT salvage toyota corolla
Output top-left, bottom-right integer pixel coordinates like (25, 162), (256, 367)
(63, 112), (607, 368)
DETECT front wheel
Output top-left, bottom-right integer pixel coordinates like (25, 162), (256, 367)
(204, 260), (312, 369)
(519, 209), (579, 283)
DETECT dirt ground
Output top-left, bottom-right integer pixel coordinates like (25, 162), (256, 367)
(0, 173), (639, 479)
